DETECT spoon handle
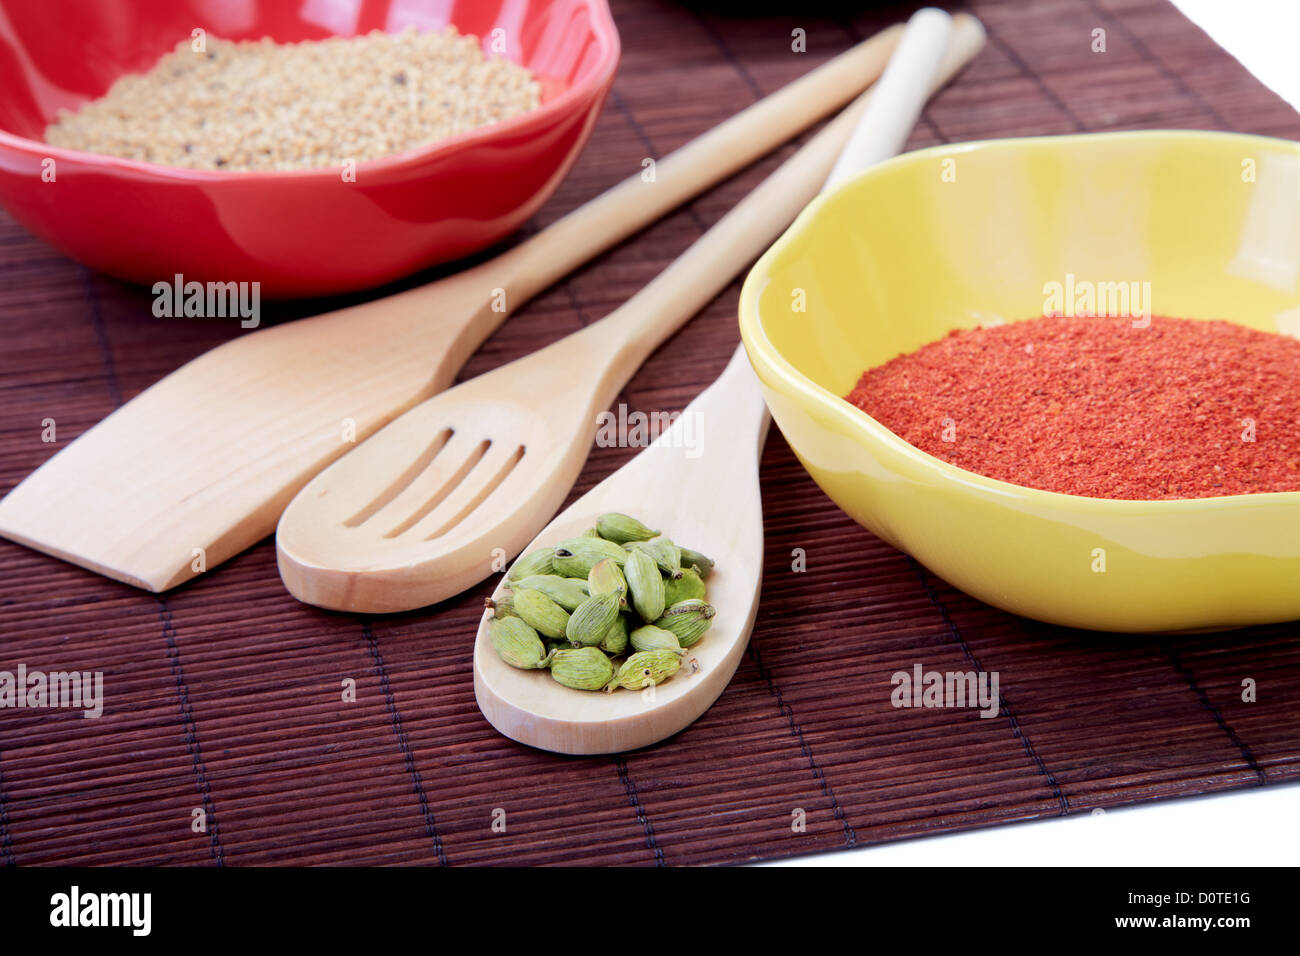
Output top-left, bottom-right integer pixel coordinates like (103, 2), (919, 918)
(697, 345), (773, 462)
(488, 27), (904, 307)
(825, 7), (953, 188)
(570, 13), (986, 408)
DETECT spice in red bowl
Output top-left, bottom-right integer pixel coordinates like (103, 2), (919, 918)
(845, 314), (1300, 501)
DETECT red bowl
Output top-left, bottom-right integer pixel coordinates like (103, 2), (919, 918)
(0, 0), (619, 297)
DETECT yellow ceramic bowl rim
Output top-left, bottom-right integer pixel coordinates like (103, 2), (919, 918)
(739, 129), (1300, 516)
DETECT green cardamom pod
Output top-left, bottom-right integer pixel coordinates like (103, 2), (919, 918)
(489, 617), (552, 670)
(605, 650), (682, 692)
(678, 546), (715, 577)
(485, 591), (517, 619)
(599, 613), (630, 655)
(654, 599), (715, 648)
(512, 588), (571, 639)
(582, 527), (601, 538)
(508, 547), (556, 581)
(663, 566), (706, 605)
(551, 646), (615, 691)
(629, 624), (684, 656)
(565, 591), (621, 646)
(587, 558), (627, 608)
(624, 547), (666, 622)
(552, 537), (627, 577)
(627, 535), (682, 579)
(596, 512), (660, 544)
(512, 574), (589, 612)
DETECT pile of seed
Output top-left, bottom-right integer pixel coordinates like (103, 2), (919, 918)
(487, 513), (717, 693)
(846, 314), (1300, 500)
(45, 28), (541, 171)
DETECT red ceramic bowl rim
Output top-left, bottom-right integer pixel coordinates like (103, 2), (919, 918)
(0, 0), (620, 182)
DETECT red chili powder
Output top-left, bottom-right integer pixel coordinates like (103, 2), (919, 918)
(845, 314), (1300, 500)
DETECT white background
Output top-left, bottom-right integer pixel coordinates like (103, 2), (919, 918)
(1174, 0), (1300, 110)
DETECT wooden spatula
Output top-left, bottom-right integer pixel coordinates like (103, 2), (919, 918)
(275, 13), (986, 614)
(0, 29), (904, 592)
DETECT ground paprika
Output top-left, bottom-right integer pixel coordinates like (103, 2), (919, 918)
(846, 314), (1300, 500)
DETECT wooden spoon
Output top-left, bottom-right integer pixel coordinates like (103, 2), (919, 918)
(0, 30), (904, 592)
(475, 345), (768, 754)
(276, 12), (985, 614)
(473, 7), (969, 755)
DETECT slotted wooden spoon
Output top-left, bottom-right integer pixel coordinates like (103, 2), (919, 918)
(277, 12), (985, 614)
(475, 7), (971, 754)
(0, 30), (904, 592)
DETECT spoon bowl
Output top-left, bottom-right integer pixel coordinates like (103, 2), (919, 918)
(277, 337), (598, 611)
(473, 347), (768, 754)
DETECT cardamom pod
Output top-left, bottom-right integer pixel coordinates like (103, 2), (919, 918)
(587, 558), (627, 608)
(565, 591), (621, 646)
(489, 617), (552, 670)
(551, 646), (615, 691)
(663, 566), (706, 605)
(596, 512), (659, 544)
(552, 536), (627, 577)
(599, 613), (630, 655)
(508, 547), (556, 581)
(605, 650), (682, 692)
(624, 547), (666, 622)
(654, 599), (715, 648)
(627, 535), (682, 579)
(629, 624), (684, 655)
(678, 546), (715, 577)
(485, 591), (517, 619)
(512, 587), (571, 639)
(512, 574), (589, 612)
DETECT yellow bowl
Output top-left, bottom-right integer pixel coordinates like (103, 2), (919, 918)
(739, 130), (1300, 633)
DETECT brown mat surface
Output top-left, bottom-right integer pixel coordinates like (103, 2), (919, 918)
(1, 0), (1298, 867)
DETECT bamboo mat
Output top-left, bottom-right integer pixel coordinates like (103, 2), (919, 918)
(1, 0), (1298, 867)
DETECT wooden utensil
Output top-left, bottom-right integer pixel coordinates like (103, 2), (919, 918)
(0, 29), (906, 592)
(475, 7), (968, 754)
(276, 13), (985, 614)
(475, 345), (769, 754)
